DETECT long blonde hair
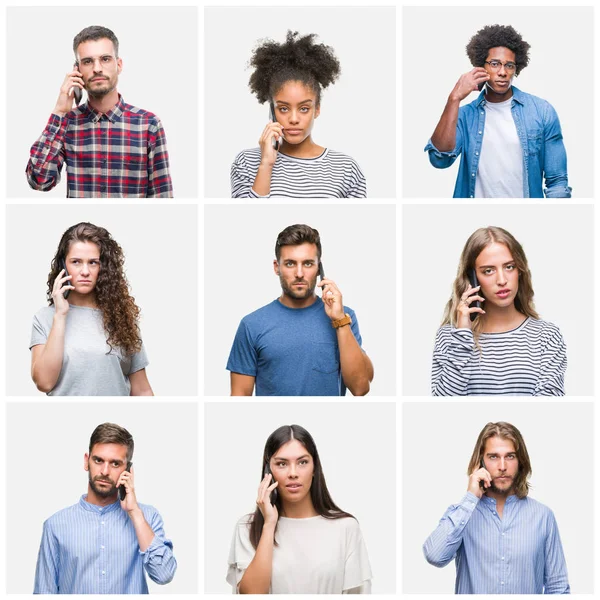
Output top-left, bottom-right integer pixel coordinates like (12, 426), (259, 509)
(441, 226), (539, 344)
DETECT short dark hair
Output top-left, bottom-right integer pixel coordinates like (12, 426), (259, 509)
(89, 423), (134, 462)
(275, 224), (322, 261)
(73, 25), (119, 58)
(466, 24), (530, 76)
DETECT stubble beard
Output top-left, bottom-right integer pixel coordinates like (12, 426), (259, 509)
(89, 473), (117, 498)
(280, 275), (317, 300)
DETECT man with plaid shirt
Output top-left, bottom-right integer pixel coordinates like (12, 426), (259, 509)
(27, 26), (173, 198)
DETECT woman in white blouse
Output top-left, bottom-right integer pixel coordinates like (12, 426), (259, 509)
(227, 424), (372, 593)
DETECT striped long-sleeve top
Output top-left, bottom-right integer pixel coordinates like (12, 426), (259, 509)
(230, 147), (367, 198)
(423, 492), (570, 594)
(431, 317), (567, 396)
(27, 95), (173, 198)
(34, 495), (176, 593)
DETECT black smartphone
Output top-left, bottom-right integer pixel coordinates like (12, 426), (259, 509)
(73, 63), (83, 105)
(468, 268), (481, 322)
(263, 463), (278, 504)
(318, 261), (326, 296)
(119, 461), (133, 501)
(269, 102), (280, 151)
(60, 258), (71, 299)
(479, 458), (487, 490)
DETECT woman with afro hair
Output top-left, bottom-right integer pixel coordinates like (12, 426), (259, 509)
(231, 31), (367, 198)
(425, 24), (571, 199)
(30, 222), (153, 396)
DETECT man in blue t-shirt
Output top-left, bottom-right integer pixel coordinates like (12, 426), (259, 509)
(227, 224), (373, 396)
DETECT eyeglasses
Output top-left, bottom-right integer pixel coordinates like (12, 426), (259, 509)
(484, 60), (517, 73)
(77, 55), (116, 69)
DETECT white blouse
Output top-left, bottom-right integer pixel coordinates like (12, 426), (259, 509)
(227, 514), (372, 593)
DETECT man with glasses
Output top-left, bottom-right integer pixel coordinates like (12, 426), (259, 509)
(425, 25), (571, 198)
(26, 26), (173, 197)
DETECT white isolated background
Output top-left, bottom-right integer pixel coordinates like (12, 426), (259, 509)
(204, 203), (396, 396)
(402, 204), (594, 396)
(6, 6), (198, 198)
(5, 401), (198, 594)
(5, 204), (198, 396)
(204, 401), (396, 593)
(402, 402), (593, 593)
(204, 6), (396, 198)
(402, 6), (594, 198)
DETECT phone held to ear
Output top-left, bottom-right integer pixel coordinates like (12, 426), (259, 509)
(72, 63), (83, 105)
(318, 262), (326, 296)
(119, 461), (133, 501)
(479, 458), (487, 490)
(60, 258), (71, 299)
(468, 268), (481, 322)
(269, 102), (280, 151)
(263, 463), (278, 504)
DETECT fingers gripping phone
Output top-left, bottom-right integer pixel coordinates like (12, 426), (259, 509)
(318, 262), (326, 296)
(263, 463), (278, 504)
(72, 63), (83, 105)
(119, 461), (133, 501)
(269, 102), (280, 151)
(60, 258), (71, 299)
(479, 458), (487, 490)
(468, 268), (481, 322)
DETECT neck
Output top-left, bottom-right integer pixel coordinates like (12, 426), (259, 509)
(481, 302), (525, 332)
(484, 83), (513, 104)
(484, 488), (513, 512)
(278, 292), (318, 310)
(88, 89), (119, 114)
(280, 495), (318, 519)
(86, 485), (118, 507)
(279, 136), (324, 158)
(67, 291), (98, 308)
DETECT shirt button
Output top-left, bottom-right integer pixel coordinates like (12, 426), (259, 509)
(501, 582), (505, 585)
(475, 151), (479, 156)
(502, 556), (505, 560)
(102, 571), (106, 575)
(478, 131), (482, 135)
(101, 545), (105, 550)
(480, 111), (484, 115)
(461, 521), (465, 524)
(471, 173), (475, 177)
(502, 532), (505, 536)
(470, 195), (473, 198)
(101, 522), (105, 525)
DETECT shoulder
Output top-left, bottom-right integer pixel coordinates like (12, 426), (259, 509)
(519, 496), (556, 519)
(233, 147), (262, 166)
(524, 318), (564, 339)
(43, 501), (80, 529)
(239, 300), (281, 324)
(325, 149), (364, 172)
(121, 101), (162, 126)
(33, 305), (55, 323)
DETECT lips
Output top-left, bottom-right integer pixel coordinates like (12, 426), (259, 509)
(496, 289), (511, 298)
(284, 129), (302, 135)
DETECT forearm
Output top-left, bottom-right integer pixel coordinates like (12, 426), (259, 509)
(32, 315), (66, 392)
(337, 326), (372, 396)
(431, 328), (474, 396)
(251, 163), (274, 197)
(27, 115), (66, 191)
(430, 95), (461, 152)
(239, 522), (275, 594)
(129, 507), (155, 552)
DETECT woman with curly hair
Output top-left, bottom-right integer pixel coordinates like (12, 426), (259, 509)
(30, 222), (152, 396)
(227, 424), (372, 593)
(431, 226), (566, 396)
(425, 24), (571, 199)
(231, 31), (367, 198)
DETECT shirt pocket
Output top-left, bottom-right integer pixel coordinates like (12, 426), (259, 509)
(527, 130), (543, 155)
(312, 342), (340, 374)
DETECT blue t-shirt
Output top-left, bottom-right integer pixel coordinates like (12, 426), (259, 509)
(226, 298), (362, 396)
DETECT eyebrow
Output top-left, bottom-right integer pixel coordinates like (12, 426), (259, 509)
(275, 99), (314, 106)
(68, 257), (100, 260)
(272, 454), (310, 462)
(79, 54), (114, 60)
(91, 455), (123, 464)
(478, 261), (515, 269)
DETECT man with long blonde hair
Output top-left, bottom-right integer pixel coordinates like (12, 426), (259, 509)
(423, 422), (569, 593)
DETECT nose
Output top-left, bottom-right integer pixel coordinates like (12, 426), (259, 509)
(288, 110), (300, 125)
(497, 63), (508, 76)
(288, 464), (298, 478)
(99, 461), (109, 475)
(496, 269), (507, 286)
(499, 457), (507, 471)
(81, 262), (91, 276)
(295, 263), (304, 278)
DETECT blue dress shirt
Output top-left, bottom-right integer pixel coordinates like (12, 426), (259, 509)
(423, 492), (570, 594)
(424, 87), (572, 198)
(34, 495), (176, 594)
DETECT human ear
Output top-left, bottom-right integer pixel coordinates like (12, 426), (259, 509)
(273, 259), (280, 276)
(84, 453), (90, 472)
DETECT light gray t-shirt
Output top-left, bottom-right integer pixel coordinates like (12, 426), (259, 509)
(475, 97), (524, 198)
(30, 305), (149, 396)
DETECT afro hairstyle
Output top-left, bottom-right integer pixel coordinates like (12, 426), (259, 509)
(466, 24), (531, 76)
(248, 30), (341, 105)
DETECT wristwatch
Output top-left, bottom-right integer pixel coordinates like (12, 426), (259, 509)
(331, 313), (352, 329)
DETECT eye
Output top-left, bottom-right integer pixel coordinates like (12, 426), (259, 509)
(102, 56), (112, 63)
(81, 58), (93, 66)
(93, 457), (102, 463)
(300, 107), (310, 113)
(505, 264), (516, 271)
(285, 261), (294, 267)
(303, 261), (314, 267)
(112, 462), (120, 467)
(299, 459), (309, 465)
(279, 107), (288, 113)
(489, 60), (500, 68)
(275, 461), (286, 468)
(483, 268), (494, 275)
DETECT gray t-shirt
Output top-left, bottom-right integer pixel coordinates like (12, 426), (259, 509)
(30, 305), (149, 396)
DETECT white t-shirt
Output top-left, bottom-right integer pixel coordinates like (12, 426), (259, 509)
(30, 305), (149, 396)
(227, 514), (372, 593)
(475, 97), (524, 198)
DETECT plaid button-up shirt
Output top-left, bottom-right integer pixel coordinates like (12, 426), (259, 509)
(27, 95), (173, 198)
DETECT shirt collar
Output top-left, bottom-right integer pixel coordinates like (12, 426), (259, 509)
(476, 85), (524, 108)
(82, 94), (126, 124)
(78, 493), (121, 514)
(480, 494), (520, 506)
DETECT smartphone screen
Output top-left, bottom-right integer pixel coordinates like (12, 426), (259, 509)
(61, 258), (71, 299)
(468, 268), (481, 322)
(269, 102), (280, 151)
(263, 463), (278, 504)
(318, 262), (326, 296)
(119, 461), (133, 501)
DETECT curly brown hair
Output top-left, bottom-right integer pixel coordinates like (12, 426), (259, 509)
(47, 223), (142, 356)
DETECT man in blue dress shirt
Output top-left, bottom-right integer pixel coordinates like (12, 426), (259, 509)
(34, 423), (177, 593)
(423, 421), (570, 594)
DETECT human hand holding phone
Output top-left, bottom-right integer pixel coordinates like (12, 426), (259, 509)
(468, 459), (492, 498)
(257, 468), (279, 525)
(456, 271), (485, 329)
(53, 66), (85, 117)
(450, 68), (490, 102)
(257, 104), (283, 168)
(51, 261), (74, 315)
(118, 461), (134, 506)
(319, 277), (345, 321)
